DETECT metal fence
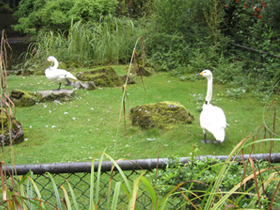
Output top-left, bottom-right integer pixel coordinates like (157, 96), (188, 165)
(2, 153), (280, 209)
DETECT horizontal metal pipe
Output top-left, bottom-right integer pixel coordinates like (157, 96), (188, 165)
(3, 153), (280, 176)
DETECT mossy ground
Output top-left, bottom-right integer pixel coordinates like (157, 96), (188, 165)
(1, 68), (279, 165)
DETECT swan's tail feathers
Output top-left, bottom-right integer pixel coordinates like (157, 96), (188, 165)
(65, 73), (78, 81)
(212, 128), (225, 143)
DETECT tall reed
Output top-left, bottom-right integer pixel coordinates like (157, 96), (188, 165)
(23, 15), (146, 68)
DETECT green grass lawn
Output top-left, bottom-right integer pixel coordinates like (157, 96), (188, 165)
(2, 66), (279, 165)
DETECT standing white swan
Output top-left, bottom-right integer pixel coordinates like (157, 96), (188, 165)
(45, 56), (77, 91)
(196, 69), (228, 143)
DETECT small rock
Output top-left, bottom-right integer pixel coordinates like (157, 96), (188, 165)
(0, 115), (24, 146)
(119, 75), (135, 84)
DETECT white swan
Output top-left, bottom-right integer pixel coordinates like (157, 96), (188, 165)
(45, 56), (77, 90)
(196, 69), (228, 143)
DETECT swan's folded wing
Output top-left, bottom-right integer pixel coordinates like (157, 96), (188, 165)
(58, 69), (77, 81)
(200, 104), (227, 141)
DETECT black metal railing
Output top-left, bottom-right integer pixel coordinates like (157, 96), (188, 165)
(2, 153), (280, 209)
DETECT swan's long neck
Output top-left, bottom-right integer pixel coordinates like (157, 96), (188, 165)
(52, 58), (59, 69)
(205, 76), (213, 104)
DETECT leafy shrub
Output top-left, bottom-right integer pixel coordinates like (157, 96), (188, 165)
(12, 0), (118, 35)
(116, 0), (154, 18)
(145, 33), (191, 71)
(153, 155), (279, 209)
(68, 0), (117, 22)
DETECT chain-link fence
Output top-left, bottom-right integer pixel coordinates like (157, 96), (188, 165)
(2, 153), (280, 209)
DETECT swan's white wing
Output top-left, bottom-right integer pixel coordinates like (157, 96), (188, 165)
(57, 69), (77, 81)
(200, 104), (227, 142)
(45, 69), (77, 83)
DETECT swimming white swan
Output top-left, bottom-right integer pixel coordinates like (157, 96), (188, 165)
(45, 56), (77, 90)
(196, 69), (227, 143)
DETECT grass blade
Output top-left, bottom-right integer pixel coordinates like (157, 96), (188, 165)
(111, 182), (122, 210)
(140, 176), (157, 209)
(96, 151), (106, 208)
(129, 171), (145, 210)
(65, 179), (79, 210)
(104, 155), (132, 191)
(26, 175), (45, 209)
(89, 156), (96, 210)
(60, 185), (72, 210)
(46, 172), (62, 210)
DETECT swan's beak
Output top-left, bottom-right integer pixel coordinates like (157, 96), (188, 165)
(47, 59), (49, 62)
(196, 72), (204, 76)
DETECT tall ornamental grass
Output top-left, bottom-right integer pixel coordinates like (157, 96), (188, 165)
(22, 15), (146, 69)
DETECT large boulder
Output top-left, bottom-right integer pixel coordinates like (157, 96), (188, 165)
(130, 101), (194, 130)
(0, 114), (24, 146)
(76, 66), (123, 87)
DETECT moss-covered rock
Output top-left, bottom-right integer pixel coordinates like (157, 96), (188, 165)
(0, 114), (24, 146)
(76, 66), (123, 87)
(130, 101), (194, 130)
(10, 89), (76, 106)
(10, 89), (37, 107)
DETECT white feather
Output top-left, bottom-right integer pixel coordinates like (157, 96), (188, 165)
(197, 69), (228, 143)
(45, 56), (77, 88)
